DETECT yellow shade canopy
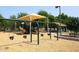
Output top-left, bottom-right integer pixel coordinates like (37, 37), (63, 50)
(19, 14), (46, 21)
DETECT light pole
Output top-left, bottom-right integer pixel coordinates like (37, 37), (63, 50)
(55, 6), (62, 35)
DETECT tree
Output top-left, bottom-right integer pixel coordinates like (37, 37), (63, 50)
(10, 15), (17, 19)
(66, 17), (79, 36)
(38, 10), (48, 17)
(0, 14), (5, 30)
(17, 12), (28, 18)
(58, 13), (68, 24)
(48, 14), (55, 22)
(0, 14), (4, 18)
(38, 10), (49, 22)
(17, 12), (28, 28)
(0, 14), (4, 23)
(38, 10), (49, 27)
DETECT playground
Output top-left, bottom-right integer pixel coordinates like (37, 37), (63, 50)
(0, 14), (79, 52)
(0, 32), (79, 52)
(0, 6), (79, 52)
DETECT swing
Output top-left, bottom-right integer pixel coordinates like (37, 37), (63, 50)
(9, 21), (16, 40)
(9, 30), (15, 40)
(9, 29), (15, 40)
(9, 22), (28, 40)
(47, 32), (50, 36)
(23, 35), (27, 39)
(9, 36), (14, 40)
(21, 22), (27, 39)
(48, 33), (50, 36)
(41, 34), (44, 37)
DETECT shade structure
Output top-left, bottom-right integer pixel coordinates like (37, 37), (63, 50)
(54, 22), (66, 27)
(18, 14), (46, 44)
(19, 14), (46, 21)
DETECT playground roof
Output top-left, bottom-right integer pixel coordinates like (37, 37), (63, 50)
(18, 14), (46, 21)
(54, 22), (66, 27)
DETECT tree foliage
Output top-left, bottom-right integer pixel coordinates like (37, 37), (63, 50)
(0, 11), (79, 34)
(10, 15), (17, 19)
(17, 12), (28, 18)
(38, 10), (48, 17)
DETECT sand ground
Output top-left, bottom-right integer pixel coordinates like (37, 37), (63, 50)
(0, 32), (79, 52)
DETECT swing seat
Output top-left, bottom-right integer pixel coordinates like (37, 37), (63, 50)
(41, 34), (44, 37)
(47, 32), (50, 35)
(9, 36), (14, 40)
(23, 35), (27, 39)
(48, 33), (50, 35)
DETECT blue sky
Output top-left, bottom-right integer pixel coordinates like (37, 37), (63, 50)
(0, 6), (79, 18)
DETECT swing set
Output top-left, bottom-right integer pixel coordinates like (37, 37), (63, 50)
(0, 14), (59, 45)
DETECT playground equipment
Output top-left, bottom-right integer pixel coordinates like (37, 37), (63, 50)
(9, 36), (14, 40)
(14, 15), (59, 44)
(23, 35), (27, 39)
(0, 14), (60, 45)
(0, 14), (46, 45)
(19, 14), (46, 45)
(41, 34), (44, 37)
